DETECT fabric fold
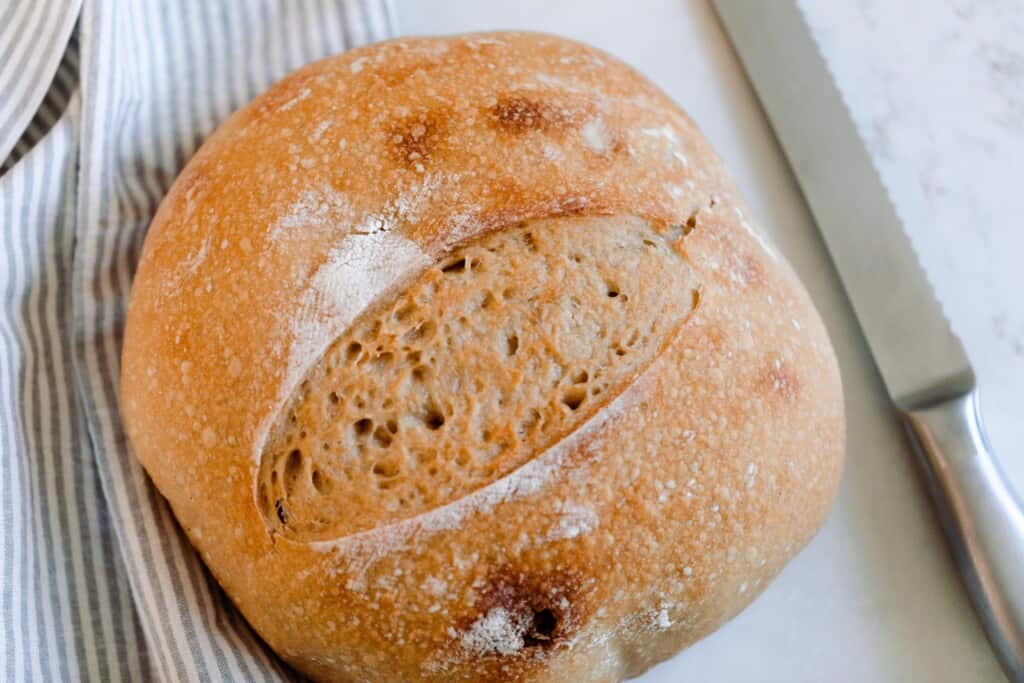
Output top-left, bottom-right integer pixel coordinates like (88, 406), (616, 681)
(0, 0), (82, 166)
(1, 1), (396, 680)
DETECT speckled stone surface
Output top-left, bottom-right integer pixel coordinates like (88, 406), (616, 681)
(395, 1), (1020, 680)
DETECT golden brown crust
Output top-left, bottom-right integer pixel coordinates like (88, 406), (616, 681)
(121, 32), (844, 682)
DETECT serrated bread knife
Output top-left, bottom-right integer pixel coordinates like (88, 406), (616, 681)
(712, 1), (1024, 679)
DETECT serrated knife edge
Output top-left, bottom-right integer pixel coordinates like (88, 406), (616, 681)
(711, 2), (1024, 677)
(712, 0), (972, 410)
(790, 2), (974, 403)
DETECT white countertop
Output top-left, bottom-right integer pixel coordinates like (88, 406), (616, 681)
(395, 1), (1022, 680)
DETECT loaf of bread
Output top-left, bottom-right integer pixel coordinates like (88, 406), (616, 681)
(121, 32), (844, 682)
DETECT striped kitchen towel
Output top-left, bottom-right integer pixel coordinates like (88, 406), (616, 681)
(0, 1), (395, 680)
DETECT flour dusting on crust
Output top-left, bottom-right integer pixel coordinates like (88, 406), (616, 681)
(284, 231), (429, 407)
(549, 502), (599, 541)
(460, 607), (526, 656)
(270, 184), (351, 240)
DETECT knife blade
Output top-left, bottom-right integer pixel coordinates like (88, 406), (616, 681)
(712, 0), (969, 410)
(712, 1), (1024, 679)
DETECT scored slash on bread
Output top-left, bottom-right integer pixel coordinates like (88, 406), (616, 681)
(258, 215), (699, 543)
(121, 32), (844, 682)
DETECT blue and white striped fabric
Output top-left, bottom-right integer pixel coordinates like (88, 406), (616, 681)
(0, 2), (396, 680)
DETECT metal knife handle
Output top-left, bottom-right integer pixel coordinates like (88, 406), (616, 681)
(903, 391), (1024, 681)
